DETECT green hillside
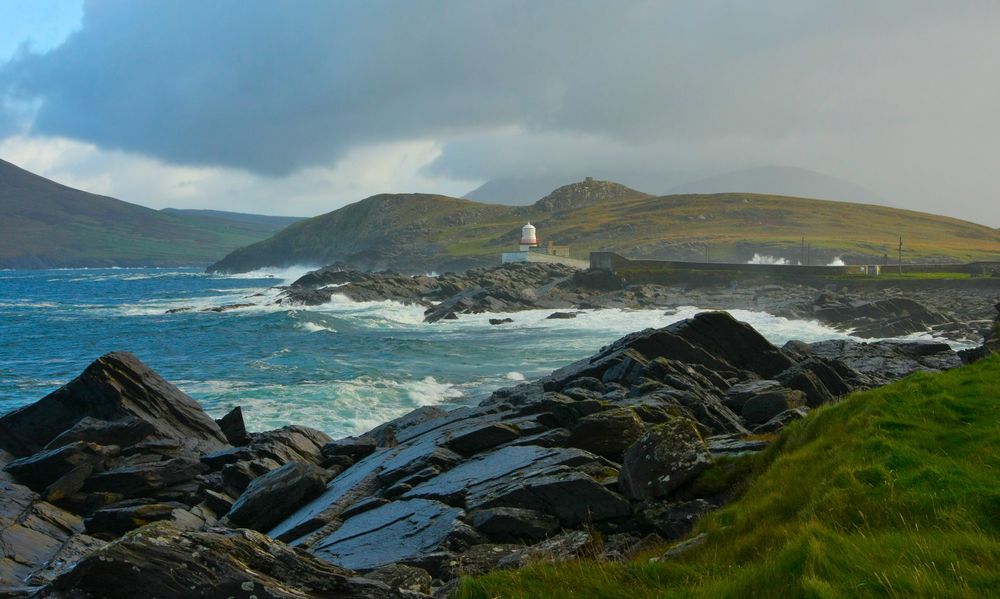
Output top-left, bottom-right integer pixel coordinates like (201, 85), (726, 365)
(0, 158), (297, 268)
(458, 353), (1000, 599)
(209, 178), (1000, 273)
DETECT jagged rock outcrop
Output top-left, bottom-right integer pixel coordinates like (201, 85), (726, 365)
(35, 523), (423, 599)
(0, 352), (228, 457)
(0, 310), (969, 596)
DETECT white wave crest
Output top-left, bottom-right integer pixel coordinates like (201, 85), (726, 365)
(747, 254), (791, 265)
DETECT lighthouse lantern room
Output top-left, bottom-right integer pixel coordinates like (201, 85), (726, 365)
(519, 222), (539, 252)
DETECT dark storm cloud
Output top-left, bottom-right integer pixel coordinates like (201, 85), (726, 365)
(1, 1), (999, 224)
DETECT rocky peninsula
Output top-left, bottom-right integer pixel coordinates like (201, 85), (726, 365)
(274, 262), (1000, 344)
(3, 304), (997, 598)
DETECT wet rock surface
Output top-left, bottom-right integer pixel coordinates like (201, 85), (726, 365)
(0, 310), (974, 596)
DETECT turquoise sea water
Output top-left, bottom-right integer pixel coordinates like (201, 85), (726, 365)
(1, 267), (895, 438)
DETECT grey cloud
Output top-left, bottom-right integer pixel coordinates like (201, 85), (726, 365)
(1, 1), (999, 224)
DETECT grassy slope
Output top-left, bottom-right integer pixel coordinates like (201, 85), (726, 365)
(457, 354), (1000, 599)
(0, 159), (294, 267)
(211, 181), (1000, 272)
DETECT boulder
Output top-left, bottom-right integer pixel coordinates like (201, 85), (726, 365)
(489, 318), (514, 325)
(226, 461), (331, 532)
(215, 406), (249, 446)
(3, 441), (110, 502)
(37, 523), (416, 598)
(445, 422), (521, 456)
(619, 416), (713, 500)
(565, 407), (646, 460)
(546, 311), (578, 319)
(82, 457), (206, 498)
(0, 352), (228, 457)
(467, 507), (558, 542)
(741, 390), (800, 426)
(322, 436), (378, 460)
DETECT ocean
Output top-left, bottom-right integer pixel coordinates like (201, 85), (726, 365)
(1, 267), (897, 438)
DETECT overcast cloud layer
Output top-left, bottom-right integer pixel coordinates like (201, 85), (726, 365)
(1, 1), (998, 224)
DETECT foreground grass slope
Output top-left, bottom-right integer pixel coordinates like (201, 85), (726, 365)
(0, 159), (296, 268)
(210, 179), (1000, 272)
(458, 354), (1000, 598)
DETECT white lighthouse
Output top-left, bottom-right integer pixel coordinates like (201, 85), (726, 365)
(519, 223), (539, 252)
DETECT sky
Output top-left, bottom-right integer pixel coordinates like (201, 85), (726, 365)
(0, 1), (998, 225)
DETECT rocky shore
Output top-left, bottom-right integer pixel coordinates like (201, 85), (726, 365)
(4, 306), (996, 598)
(271, 263), (1000, 343)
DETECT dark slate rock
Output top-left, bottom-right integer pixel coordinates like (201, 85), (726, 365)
(84, 501), (205, 537)
(3, 441), (110, 502)
(706, 434), (771, 456)
(43, 416), (156, 451)
(445, 422), (521, 456)
(493, 530), (597, 570)
(467, 466), (630, 527)
(37, 523), (413, 599)
(215, 406), (249, 446)
(402, 445), (606, 506)
(565, 407), (646, 461)
(722, 380), (782, 412)
(489, 318), (514, 325)
(467, 507), (558, 542)
(82, 457), (206, 498)
(0, 352), (228, 457)
(776, 366), (835, 408)
(634, 499), (714, 540)
(806, 339), (962, 385)
(0, 481), (105, 590)
(366, 564), (433, 595)
(546, 311), (578, 319)
(226, 461), (331, 532)
(323, 436), (378, 460)
(311, 499), (471, 571)
(741, 391), (794, 426)
(619, 417), (713, 501)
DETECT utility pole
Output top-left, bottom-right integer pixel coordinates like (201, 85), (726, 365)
(801, 236), (805, 266)
(898, 236), (903, 274)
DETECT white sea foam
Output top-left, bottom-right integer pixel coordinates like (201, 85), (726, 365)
(827, 256), (846, 266)
(748, 254), (791, 265)
(214, 265), (319, 285)
(187, 374), (468, 437)
(297, 321), (337, 333)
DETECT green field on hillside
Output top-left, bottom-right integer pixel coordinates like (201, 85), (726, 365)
(457, 354), (1000, 599)
(211, 179), (1000, 272)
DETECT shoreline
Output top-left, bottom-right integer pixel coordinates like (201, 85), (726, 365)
(2, 306), (995, 597)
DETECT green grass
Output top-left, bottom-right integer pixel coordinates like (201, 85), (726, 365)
(211, 181), (1000, 272)
(456, 354), (1000, 599)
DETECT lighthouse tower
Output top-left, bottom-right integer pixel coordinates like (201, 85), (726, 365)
(519, 223), (539, 252)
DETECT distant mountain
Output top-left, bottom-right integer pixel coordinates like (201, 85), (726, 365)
(161, 208), (301, 229)
(464, 175), (584, 205)
(0, 158), (297, 268)
(668, 166), (885, 205)
(209, 178), (1000, 273)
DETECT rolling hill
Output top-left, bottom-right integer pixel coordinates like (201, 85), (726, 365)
(0, 159), (299, 268)
(209, 178), (1000, 273)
